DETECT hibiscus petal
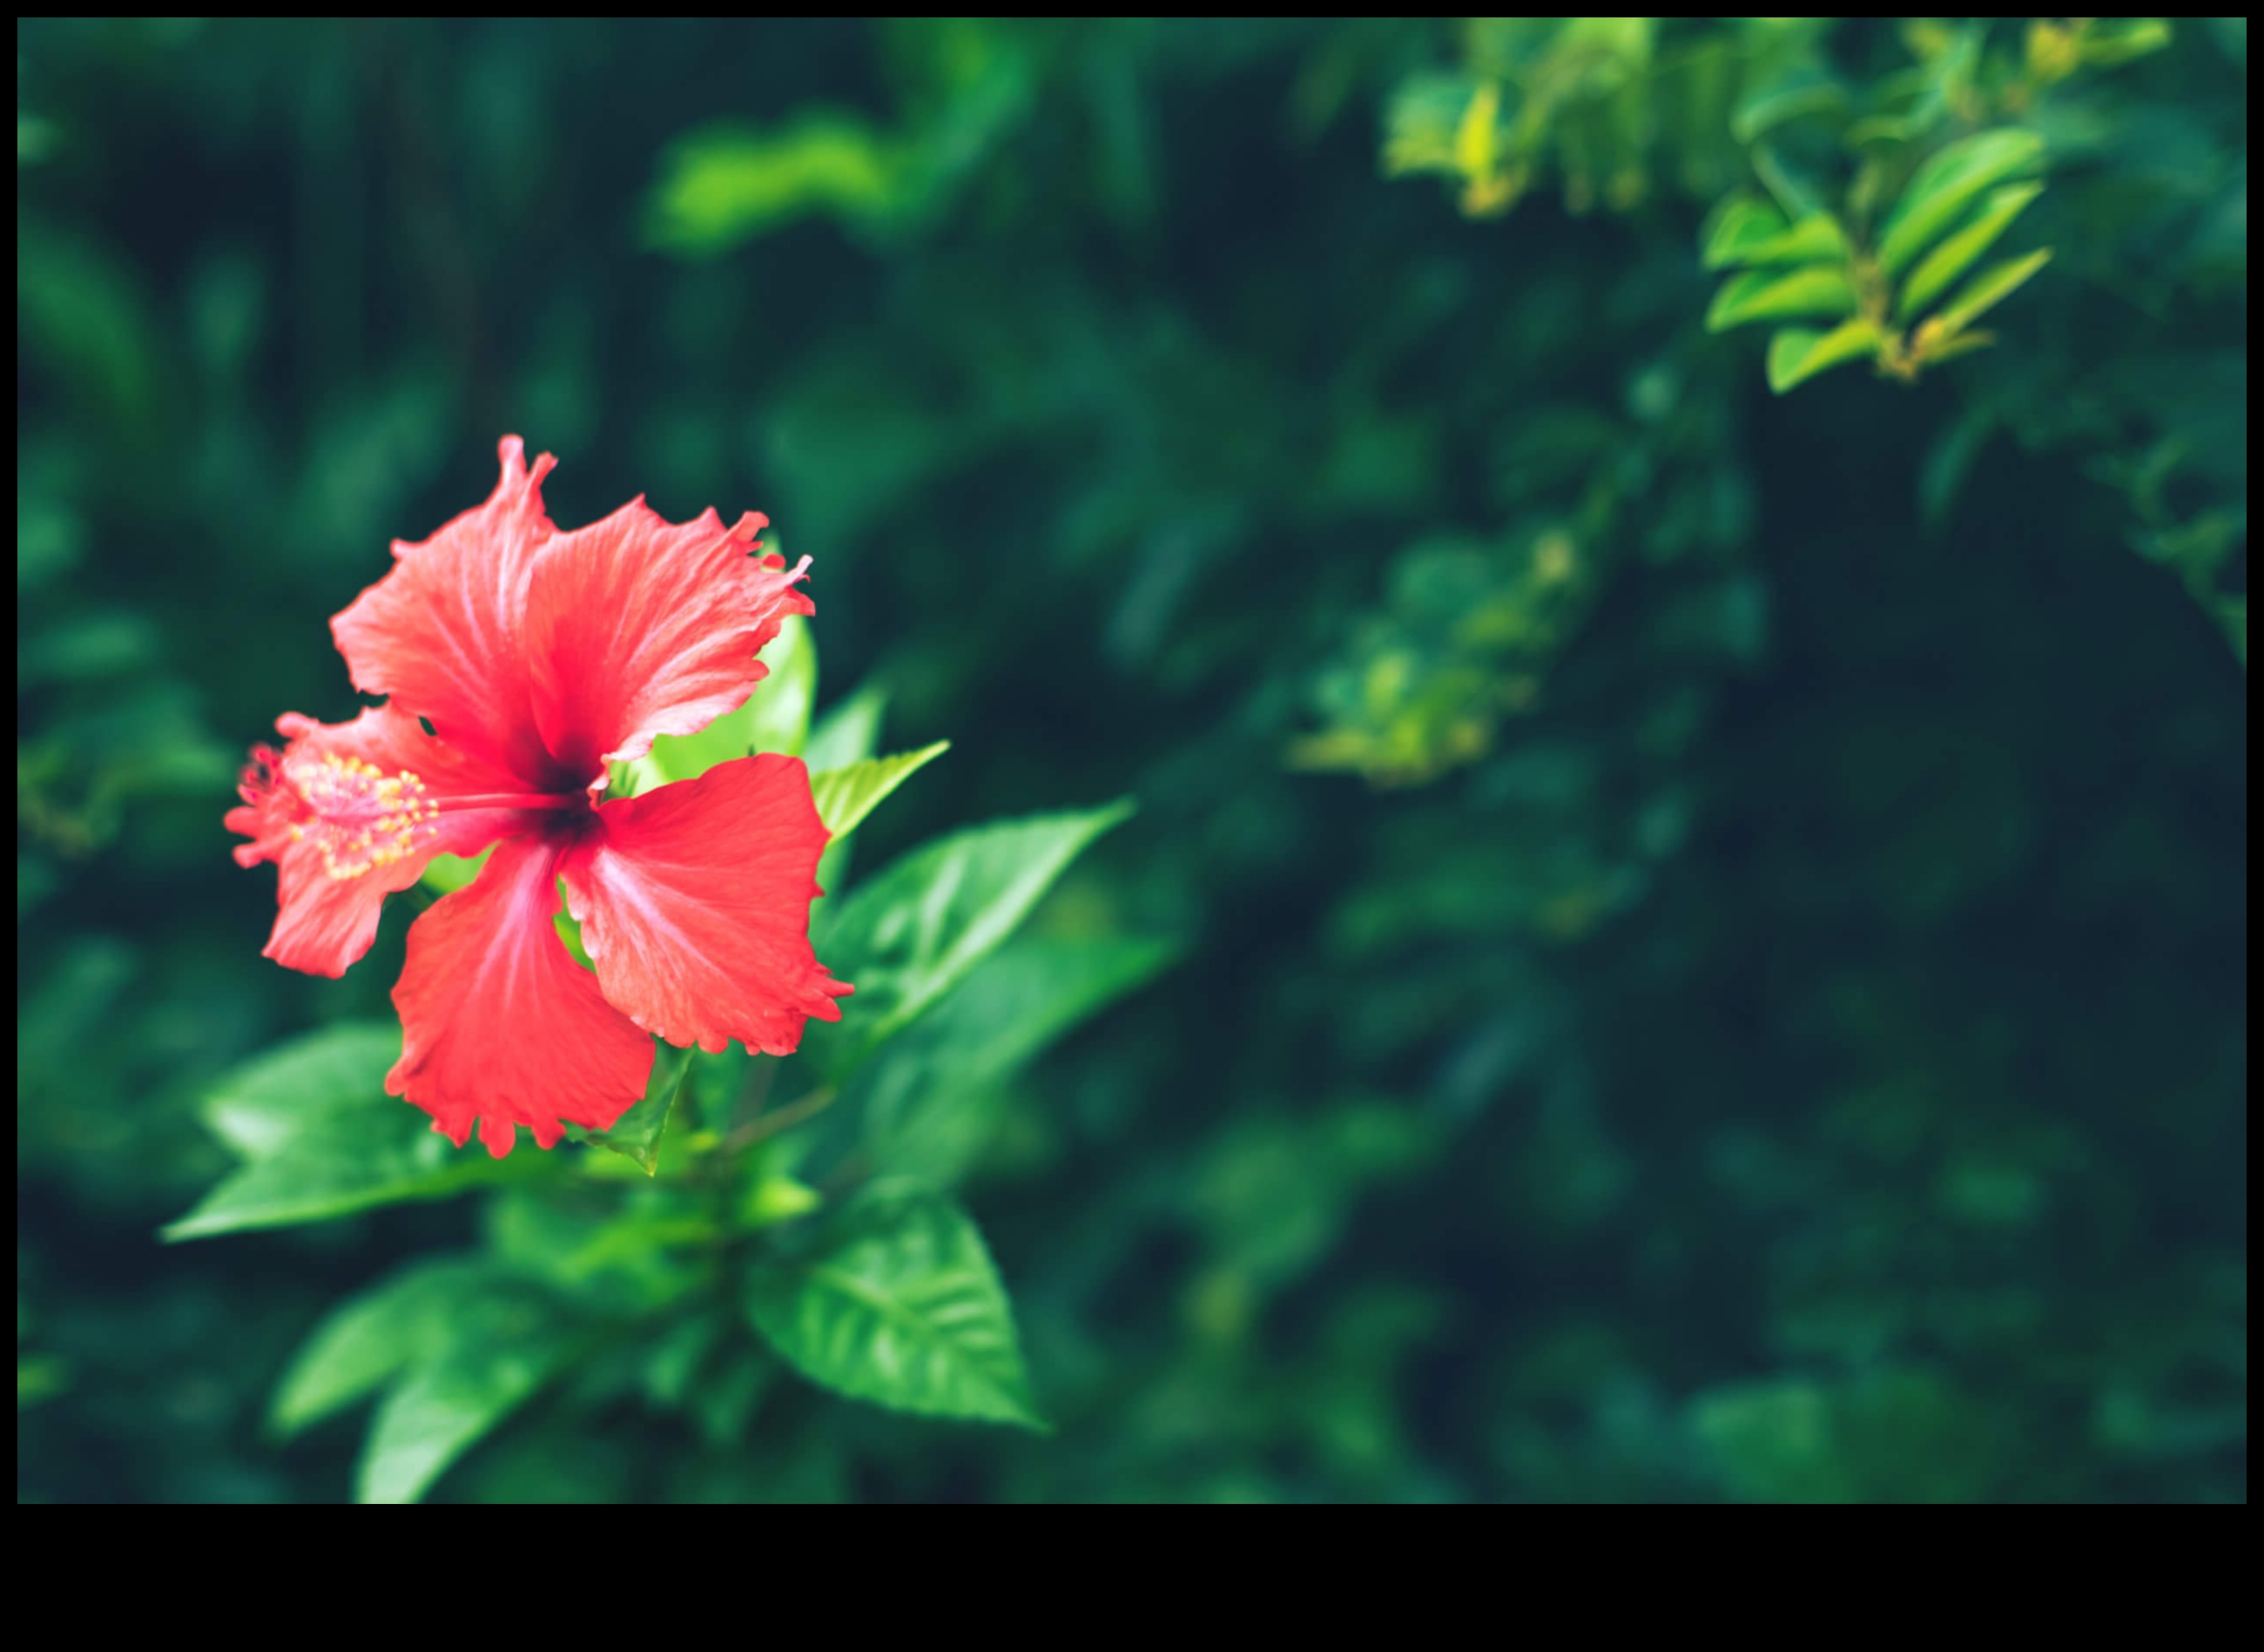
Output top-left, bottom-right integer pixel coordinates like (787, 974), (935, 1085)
(329, 435), (562, 786)
(387, 833), (657, 1157)
(521, 496), (812, 790)
(229, 705), (555, 979)
(561, 754), (851, 1057)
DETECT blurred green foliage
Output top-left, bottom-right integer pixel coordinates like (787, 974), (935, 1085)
(1350, 16), (2242, 783)
(18, 18), (2246, 1502)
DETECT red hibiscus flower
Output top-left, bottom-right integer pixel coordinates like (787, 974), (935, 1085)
(227, 437), (851, 1156)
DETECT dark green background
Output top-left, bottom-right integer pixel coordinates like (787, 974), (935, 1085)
(18, 18), (2246, 1501)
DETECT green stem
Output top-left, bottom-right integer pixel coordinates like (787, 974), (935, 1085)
(724, 1086), (837, 1156)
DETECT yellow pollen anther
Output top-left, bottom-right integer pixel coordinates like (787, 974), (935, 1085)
(286, 751), (440, 880)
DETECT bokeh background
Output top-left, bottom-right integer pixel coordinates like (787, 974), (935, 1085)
(17, 18), (2246, 1502)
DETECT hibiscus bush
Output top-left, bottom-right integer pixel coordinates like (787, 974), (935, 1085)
(19, 18), (2246, 1504)
(168, 439), (1162, 1500)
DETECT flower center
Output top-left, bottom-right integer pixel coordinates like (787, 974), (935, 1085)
(283, 752), (443, 881)
(262, 749), (590, 881)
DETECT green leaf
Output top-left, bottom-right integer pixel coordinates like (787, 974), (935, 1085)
(421, 845), (491, 894)
(270, 1258), (493, 1436)
(164, 1025), (518, 1240)
(355, 1285), (579, 1504)
(1706, 265), (1857, 333)
(810, 741), (949, 842)
(805, 684), (888, 895)
(745, 610), (818, 756)
(1876, 129), (2045, 276)
(1924, 248), (2052, 341)
(744, 1170), (825, 1226)
(802, 684), (887, 772)
(646, 610), (815, 781)
(1910, 328), (1997, 368)
(1765, 320), (1883, 394)
(569, 1042), (690, 1175)
(273, 1259), (584, 1505)
(1710, 209), (1849, 269)
(805, 801), (1135, 1076)
(2079, 17), (2173, 67)
(1701, 194), (1789, 269)
(1896, 182), (2044, 321)
(853, 934), (1178, 1183)
(1749, 142), (1825, 222)
(746, 1183), (1043, 1428)
(1729, 74), (1848, 145)
(647, 115), (906, 255)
